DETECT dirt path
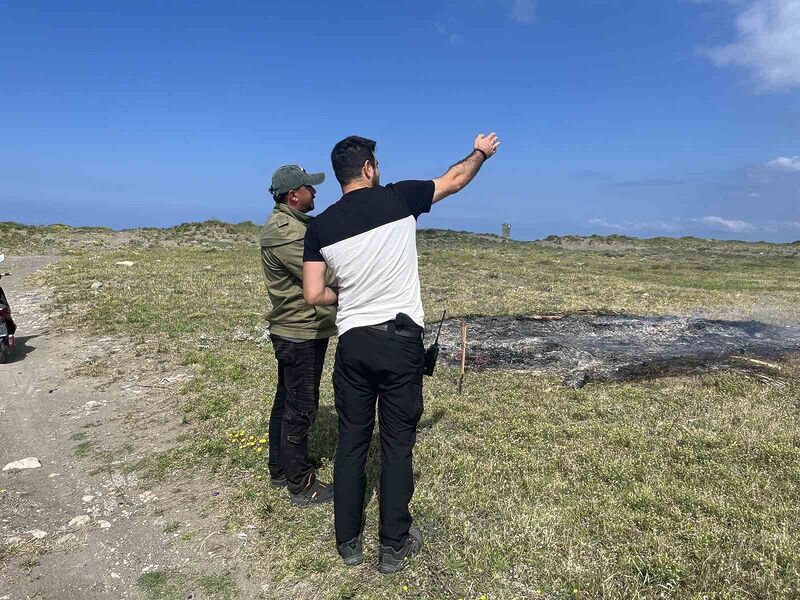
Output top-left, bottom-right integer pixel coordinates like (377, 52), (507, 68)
(0, 257), (249, 600)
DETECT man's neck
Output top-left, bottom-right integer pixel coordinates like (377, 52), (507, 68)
(341, 179), (374, 195)
(277, 202), (311, 219)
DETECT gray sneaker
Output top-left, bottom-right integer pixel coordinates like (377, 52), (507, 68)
(337, 534), (364, 566)
(377, 526), (422, 574)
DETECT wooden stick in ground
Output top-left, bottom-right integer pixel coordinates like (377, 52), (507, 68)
(458, 320), (467, 394)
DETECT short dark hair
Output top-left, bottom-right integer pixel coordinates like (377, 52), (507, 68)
(331, 136), (376, 186)
(273, 191), (289, 204)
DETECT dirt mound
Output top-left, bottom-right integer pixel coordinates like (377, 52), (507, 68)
(428, 313), (800, 387)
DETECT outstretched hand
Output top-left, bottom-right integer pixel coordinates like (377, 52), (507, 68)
(432, 131), (501, 203)
(474, 132), (500, 159)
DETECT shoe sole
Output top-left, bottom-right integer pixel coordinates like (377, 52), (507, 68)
(377, 562), (406, 574)
(378, 546), (421, 574)
(341, 554), (364, 567)
(378, 532), (422, 574)
(290, 494), (333, 507)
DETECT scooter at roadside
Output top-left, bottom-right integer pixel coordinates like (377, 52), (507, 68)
(0, 254), (17, 363)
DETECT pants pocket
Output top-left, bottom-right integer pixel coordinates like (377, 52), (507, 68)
(285, 404), (317, 445)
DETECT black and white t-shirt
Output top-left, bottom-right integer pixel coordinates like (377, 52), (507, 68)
(303, 180), (434, 336)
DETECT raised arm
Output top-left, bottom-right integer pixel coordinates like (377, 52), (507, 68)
(303, 261), (338, 306)
(432, 132), (500, 203)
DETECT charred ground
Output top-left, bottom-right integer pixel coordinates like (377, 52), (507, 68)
(432, 312), (800, 387)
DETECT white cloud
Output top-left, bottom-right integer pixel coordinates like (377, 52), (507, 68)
(587, 216), (800, 236)
(695, 216), (758, 232)
(435, 22), (463, 45)
(588, 218), (625, 230)
(509, 0), (536, 24)
(704, 0), (800, 91)
(766, 155), (800, 171)
(588, 218), (680, 232)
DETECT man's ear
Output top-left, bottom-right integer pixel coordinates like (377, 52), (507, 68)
(362, 160), (373, 181)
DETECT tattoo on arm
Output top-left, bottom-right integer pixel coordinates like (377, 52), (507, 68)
(446, 150), (484, 184)
(434, 149), (487, 202)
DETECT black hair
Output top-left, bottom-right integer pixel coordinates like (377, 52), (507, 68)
(331, 135), (377, 186)
(274, 192), (289, 204)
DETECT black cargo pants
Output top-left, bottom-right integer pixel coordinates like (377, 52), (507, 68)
(332, 319), (424, 551)
(268, 335), (329, 494)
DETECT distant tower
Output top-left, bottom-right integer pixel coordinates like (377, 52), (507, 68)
(501, 223), (511, 239)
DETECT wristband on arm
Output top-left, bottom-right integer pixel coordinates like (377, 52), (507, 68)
(474, 148), (489, 160)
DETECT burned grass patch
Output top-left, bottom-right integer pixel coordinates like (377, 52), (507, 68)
(432, 312), (800, 387)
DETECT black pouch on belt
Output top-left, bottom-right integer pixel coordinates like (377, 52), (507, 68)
(423, 310), (447, 376)
(394, 312), (421, 332)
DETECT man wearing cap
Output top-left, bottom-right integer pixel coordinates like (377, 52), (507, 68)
(303, 133), (500, 572)
(259, 164), (336, 506)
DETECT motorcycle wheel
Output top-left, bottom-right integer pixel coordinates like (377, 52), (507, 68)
(0, 338), (9, 364)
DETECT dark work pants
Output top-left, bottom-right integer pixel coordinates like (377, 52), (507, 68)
(268, 335), (329, 494)
(333, 326), (425, 551)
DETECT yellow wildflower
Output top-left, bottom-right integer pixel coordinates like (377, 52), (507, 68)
(258, 438), (266, 444)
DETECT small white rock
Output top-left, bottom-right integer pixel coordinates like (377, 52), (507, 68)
(4, 536), (22, 546)
(49, 473), (61, 478)
(115, 261), (135, 267)
(97, 520), (112, 529)
(28, 529), (48, 539)
(82, 495), (95, 503)
(68, 515), (91, 528)
(55, 533), (76, 546)
(111, 572), (121, 579)
(90, 281), (103, 291)
(3, 457), (42, 471)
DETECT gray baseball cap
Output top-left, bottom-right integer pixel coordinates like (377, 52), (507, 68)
(269, 164), (325, 197)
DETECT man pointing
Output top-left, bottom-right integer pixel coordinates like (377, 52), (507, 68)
(303, 133), (500, 572)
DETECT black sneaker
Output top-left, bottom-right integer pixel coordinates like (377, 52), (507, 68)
(337, 534), (364, 566)
(269, 475), (288, 488)
(378, 526), (422, 574)
(290, 477), (334, 507)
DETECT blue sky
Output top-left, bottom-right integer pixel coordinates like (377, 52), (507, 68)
(2, 0), (799, 241)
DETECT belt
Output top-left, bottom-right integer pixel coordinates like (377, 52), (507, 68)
(365, 322), (423, 339)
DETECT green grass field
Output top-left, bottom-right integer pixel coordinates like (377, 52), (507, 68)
(8, 223), (800, 598)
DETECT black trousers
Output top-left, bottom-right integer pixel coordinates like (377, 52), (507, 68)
(333, 325), (425, 550)
(268, 335), (329, 494)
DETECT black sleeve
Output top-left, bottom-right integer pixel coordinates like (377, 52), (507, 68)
(303, 222), (325, 262)
(391, 180), (435, 219)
